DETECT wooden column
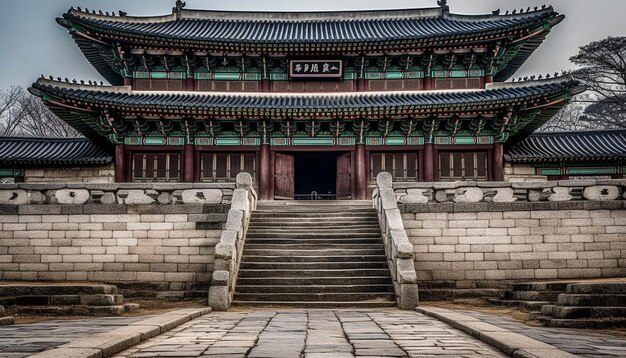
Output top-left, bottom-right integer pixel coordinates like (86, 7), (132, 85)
(357, 78), (366, 92)
(183, 144), (195, 183)
(484, 75), (494, 85)
(259, 144), (271, 200)
(123, 78), (132, 87)
(423, 143), (434, 182)
(493, 143), (505, 181)
(424, 77), (433, 91)
(115, 144), (126, 183)
(184, 78), (195, 91)
(355, 144), (367, 200)
(261, 79), (271, 92)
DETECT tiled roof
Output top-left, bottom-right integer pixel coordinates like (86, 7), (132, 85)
(58, 6), (564, 84)
(506, 130), (626, 163)
(63, 7), (556, 45)
(30, 78), (581, 115)
(0, 137), (113, 166)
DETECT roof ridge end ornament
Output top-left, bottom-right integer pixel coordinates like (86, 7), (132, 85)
(174, 0), (186, 18)
(437, 0), (449, 13)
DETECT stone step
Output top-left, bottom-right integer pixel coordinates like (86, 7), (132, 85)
(236, 276), (393, 286)
(242, 255), (388, 263)
(232, 300), (397, 308)
(566, 283), (626, 295)
(236, 284), (394, 294)
(240, 261), (389, 270)
(558, 294), (626, 307)
(243, 244), (385, 251)
(235, 292), (396, 302)
(0, 284), (117, 296)
(510, 282), (570, 292)
(245, 238), (383, 245)
(252, 212), (377, 218)
(0, 305), (4, 315)
(246, 232), (382, 239)
(0, 294), (125, 307)
(238, 269), (391, 278)
(14, 304), (137, 317)
(0, 317), (15, 326)
(487, 298), (552, 310)
(247, 228), (381, 234)
(248, 220), (379, 226)
(547, 306), (626, 319)
(548, 318), (626, 329)
(418, 289), (505, 301)
(504, 290), (562, 302)
(242, 248), (385, 256)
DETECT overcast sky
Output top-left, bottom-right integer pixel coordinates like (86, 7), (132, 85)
(0, 0), (624, 90)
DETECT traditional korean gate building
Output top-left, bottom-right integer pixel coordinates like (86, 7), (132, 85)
(18, 1), (617, 197)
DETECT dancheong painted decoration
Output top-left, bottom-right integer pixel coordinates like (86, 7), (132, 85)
(28, 1), (589, 199)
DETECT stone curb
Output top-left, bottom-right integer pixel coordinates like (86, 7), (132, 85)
(29, 307), (212, 358)
(416, 307), (577, 358)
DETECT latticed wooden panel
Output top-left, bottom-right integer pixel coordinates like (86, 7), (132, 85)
(201, 153), (256, 182)
(132, 153), (181, 182)
(439, 152), (488, 181)
(370, 152), (419, 181)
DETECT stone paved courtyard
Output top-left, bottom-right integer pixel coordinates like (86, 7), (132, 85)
(0, 316), (146, 357)
(113, 309), (506, 358)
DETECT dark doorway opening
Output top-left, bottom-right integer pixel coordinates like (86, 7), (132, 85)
(294, 152), (338, 200)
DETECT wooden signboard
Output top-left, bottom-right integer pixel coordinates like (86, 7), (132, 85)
(289, 60), (343, 79)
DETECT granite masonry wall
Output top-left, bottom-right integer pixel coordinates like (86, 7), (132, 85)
(0, 183), (235, 298)
(24, 164), (115, 183)
(394, 180), (626, 289)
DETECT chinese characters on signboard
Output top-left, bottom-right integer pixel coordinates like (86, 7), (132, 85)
(289, 60), (343, 79)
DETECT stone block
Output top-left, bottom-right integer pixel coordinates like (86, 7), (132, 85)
(453, 188), (484, 203)
(215, 242), (235, 261)
(398, 283), (419, 310)
(0, 190), (28, 205)
(376, 172), (393, 190)
(236, 172), (253, 190)
(385, 209), (404, 231)
(379, 188), (397, 210)
(118, 190), (155, 205)
(493, 188), (517, 203)
(230, 189), (250, 213)
(181, 189), (222, 204)
(583, 186), (620, 201)
(208, 285), (230, 311)
(548, 187), (572, 202)
(225, 209), (244, 234)
(55, 189), (90, 205)
(399, 189), (429, 204)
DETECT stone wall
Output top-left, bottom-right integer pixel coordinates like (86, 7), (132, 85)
(504, 163), (546, 182)
(393, 180), (626, 288)
(0, 183), (236, 298)
(25, 164), (115, 183)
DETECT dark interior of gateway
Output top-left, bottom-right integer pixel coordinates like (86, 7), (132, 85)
(294, 152), (338, 200)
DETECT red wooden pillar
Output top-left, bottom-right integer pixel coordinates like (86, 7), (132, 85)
(493, 143), (505, 181)
(259, 144), (271, 200)
(423, 143), (434, 182)
(115, 144), (126, 183)
(423, 77), (433, 91)
(355, 144), (367, 200)
(183, 144), (195, 183)
(184, 78), (195, 91)
(357, 78), (366, 92)
(484, 75), (494, 85)
(261, 79), (271, 92)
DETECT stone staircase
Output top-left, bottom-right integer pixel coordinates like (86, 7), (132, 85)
(0, 305), (14, 326)
(233, 201), (396, 307)
(541, 282), (626, 328)
(0, 284), (138, 316)
(488, 282), (566, 315)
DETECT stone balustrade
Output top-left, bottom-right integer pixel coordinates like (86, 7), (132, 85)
(373, 172), (419, 310)
(0, 183), (237, 206)
(208, 173), (257, 311)
(392, 179), (626, 205)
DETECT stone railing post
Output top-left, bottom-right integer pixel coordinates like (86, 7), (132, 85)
(374, 172), (419, 309)
(209, 173), (257, 311)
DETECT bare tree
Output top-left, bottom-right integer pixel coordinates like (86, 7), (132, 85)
(570, 36), (626, 128)
(0, 87), (81, 138)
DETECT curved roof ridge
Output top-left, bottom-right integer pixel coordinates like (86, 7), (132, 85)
(530, 129), (626, 136)
(65, 5), (558, 24)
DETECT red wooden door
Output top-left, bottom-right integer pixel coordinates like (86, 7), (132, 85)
(274, 153), (295, 200)
(336, 153), (352, 200)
